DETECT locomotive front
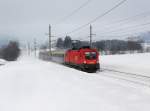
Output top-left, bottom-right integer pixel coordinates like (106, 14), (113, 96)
(80, 49), (100, 72)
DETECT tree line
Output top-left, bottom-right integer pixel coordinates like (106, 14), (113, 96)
(56, 36), (72, 49)
(93, 40), (143, 54)
(55, 36), (143, 54)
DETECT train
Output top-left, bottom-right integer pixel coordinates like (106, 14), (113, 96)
(64, 46), (100, 72)
(39, 45), (100, 72)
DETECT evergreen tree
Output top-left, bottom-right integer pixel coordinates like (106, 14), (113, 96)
(56, 38), (64, 49)
(63, 36), (72, 49)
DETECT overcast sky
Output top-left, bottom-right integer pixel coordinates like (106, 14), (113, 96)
(0, 0), (150, 44)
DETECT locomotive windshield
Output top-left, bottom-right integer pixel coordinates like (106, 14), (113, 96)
(85, 52), (97, 60)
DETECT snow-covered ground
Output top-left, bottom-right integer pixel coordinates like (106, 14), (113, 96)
(0, 58), (6, 65)
(101, 53), (150, 76)
(0, 53), (150, 111)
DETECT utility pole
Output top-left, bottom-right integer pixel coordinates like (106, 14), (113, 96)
(27, 42), (30, 56)
(89, 25), (96, 48)
(90, 25), (92, 48)
(49, 24), (52, 57)
(34, 38), (37, 57)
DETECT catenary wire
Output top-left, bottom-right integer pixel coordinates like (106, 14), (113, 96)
(56, 0), (92, 24)
(63, 0), (127, 35)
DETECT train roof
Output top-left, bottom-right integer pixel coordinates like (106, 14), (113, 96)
(79, 46), (91, 49)
(70, 46), (98, 52)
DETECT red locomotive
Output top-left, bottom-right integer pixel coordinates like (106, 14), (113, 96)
(64, 46), (100, 72)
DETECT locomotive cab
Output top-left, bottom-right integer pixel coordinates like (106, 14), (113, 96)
(81, 49), (100, 72)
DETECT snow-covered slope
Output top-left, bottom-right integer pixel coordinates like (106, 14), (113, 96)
(0, 54), (150, 111)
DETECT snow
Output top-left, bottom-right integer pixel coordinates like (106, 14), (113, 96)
(0, 53), (150, 111)
(0, 58), (6, 65)
(101, 53), (150, 76)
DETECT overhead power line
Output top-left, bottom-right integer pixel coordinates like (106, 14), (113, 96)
(94, 10), (150, 33)
(95, 29), (150, 40)
(65, 0), (127, 35)
(73, 21), (150, 41)
(57, 0), (92, 24)
(98, 22), (150, 35)
(65, 10), (150, 40)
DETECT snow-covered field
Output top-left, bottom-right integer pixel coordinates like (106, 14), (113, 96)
(101, 53), (150, 76)
(0, 53), (150, 111)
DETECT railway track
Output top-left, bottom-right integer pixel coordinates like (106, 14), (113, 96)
(99, 68), (150, 87)
(39, 53), (150, 87)
(46, 59), (150, 87)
